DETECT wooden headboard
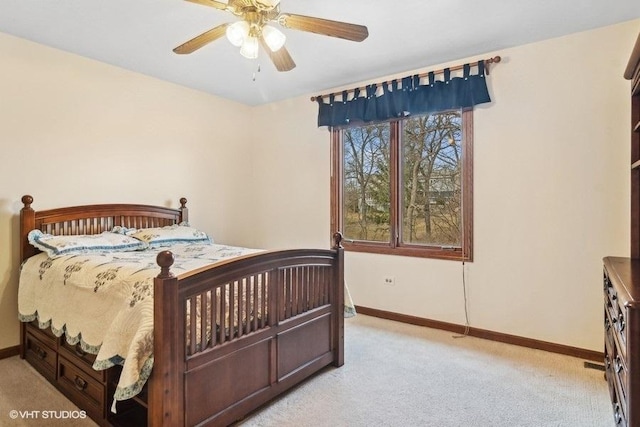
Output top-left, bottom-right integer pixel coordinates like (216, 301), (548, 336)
(19, 195), (188, 262)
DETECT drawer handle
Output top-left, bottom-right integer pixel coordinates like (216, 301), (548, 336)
(74, 376), (88, 391)
(74, 344), (87, 357)
(615, 356), (624, 374)
(36, 347), (47, 360)
(615, 403), (623, 424)
(618, 313), (626, 332)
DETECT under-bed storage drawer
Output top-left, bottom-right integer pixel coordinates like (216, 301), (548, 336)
(26, 320), (57, 348)
(59, 340), (104, 382)
(25, 333), (57, 382)
(58, 356), (105, 421)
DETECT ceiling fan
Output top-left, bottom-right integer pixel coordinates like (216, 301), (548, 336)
(174, 0), (369, 72)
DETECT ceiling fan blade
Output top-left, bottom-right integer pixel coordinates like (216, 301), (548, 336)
(260, 38), (296, 71)
(185, 0), (229, 11)
(174, 23), (230, 54)
(278, 14), (368, 42)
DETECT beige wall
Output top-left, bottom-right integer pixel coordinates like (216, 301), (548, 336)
(0, 33), (254, 350)
(1, 19), (638, 353)
(250, 19), (639, 351)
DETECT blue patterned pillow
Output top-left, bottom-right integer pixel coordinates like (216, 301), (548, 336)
(28, 230), (148, 258)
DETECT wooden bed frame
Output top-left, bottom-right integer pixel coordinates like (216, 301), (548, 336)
(18, 195), (345, 427)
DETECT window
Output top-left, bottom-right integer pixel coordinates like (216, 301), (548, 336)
(331, 109), (473, 261)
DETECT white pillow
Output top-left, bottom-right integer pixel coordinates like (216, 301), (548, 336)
(28, 230), (148, 258)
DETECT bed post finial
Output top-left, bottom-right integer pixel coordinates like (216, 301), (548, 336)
(332, 231), (343, 249)
(22, 195), (33, 209)
(156, 251), (175, 279)
(20, 195), (36, 262)
(178, 197), (188, 224)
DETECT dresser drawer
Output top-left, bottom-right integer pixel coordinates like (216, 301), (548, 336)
(613, 352), (629, 412)
(613, 305), (627, 350)
(605, 294), (627, 358)
(59, 340), (104, 382)
(604, 269), (615, 299)
(25, 333), (57, 382)
(57, 356), (105, 421)
(606, 346), (627, 426)
(606, 351), (627, 427)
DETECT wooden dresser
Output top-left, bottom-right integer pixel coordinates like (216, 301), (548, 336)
(603, 257), (640, 426)
(603, 31), (640, 427)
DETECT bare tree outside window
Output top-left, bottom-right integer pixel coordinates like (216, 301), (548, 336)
(343, 123), (390, 242)
(332, 109), (472, 261)
(402, 112), (462, 247)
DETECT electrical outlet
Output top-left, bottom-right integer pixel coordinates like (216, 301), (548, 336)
(383, 276), (395, 286)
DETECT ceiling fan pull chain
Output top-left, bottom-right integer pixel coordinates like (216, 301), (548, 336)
(253, 63), (261, 81)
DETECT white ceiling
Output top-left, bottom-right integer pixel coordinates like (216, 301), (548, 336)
(1, 0), (639, 106)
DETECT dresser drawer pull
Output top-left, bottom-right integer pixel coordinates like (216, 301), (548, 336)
(618, 313), (626, 332)
(615, 403), (623, 424)
(74, 376), (88, 391)
(36, 347), (47, 360)
(74, 344), (87, 357)
(615, 356), (624, 374)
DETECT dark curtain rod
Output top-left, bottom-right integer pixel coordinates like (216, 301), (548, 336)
(310, 55), (501, 102)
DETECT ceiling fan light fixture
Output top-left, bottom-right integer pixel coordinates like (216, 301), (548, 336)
(175, 1), (369, 72)
(240, 35), (259, 59)
(262, 25), (286, 52)
(226, 21), (249, 47)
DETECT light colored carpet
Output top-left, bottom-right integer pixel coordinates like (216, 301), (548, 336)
(0, 356), (98, 426)
(236, 315), (612, 427)
(0, 315), (612, 427)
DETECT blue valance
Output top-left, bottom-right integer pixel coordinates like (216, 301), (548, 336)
(316, 60), (492, 128)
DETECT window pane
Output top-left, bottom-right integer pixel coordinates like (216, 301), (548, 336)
(342, 124), (391, 242)
(402, 111), (462, 247)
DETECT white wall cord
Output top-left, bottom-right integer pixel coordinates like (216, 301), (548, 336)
(453, 259), (470, 338)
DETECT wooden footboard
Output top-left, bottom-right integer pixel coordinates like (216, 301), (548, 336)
(150, 235), (344, 427)
(18, 195), (345, 427)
